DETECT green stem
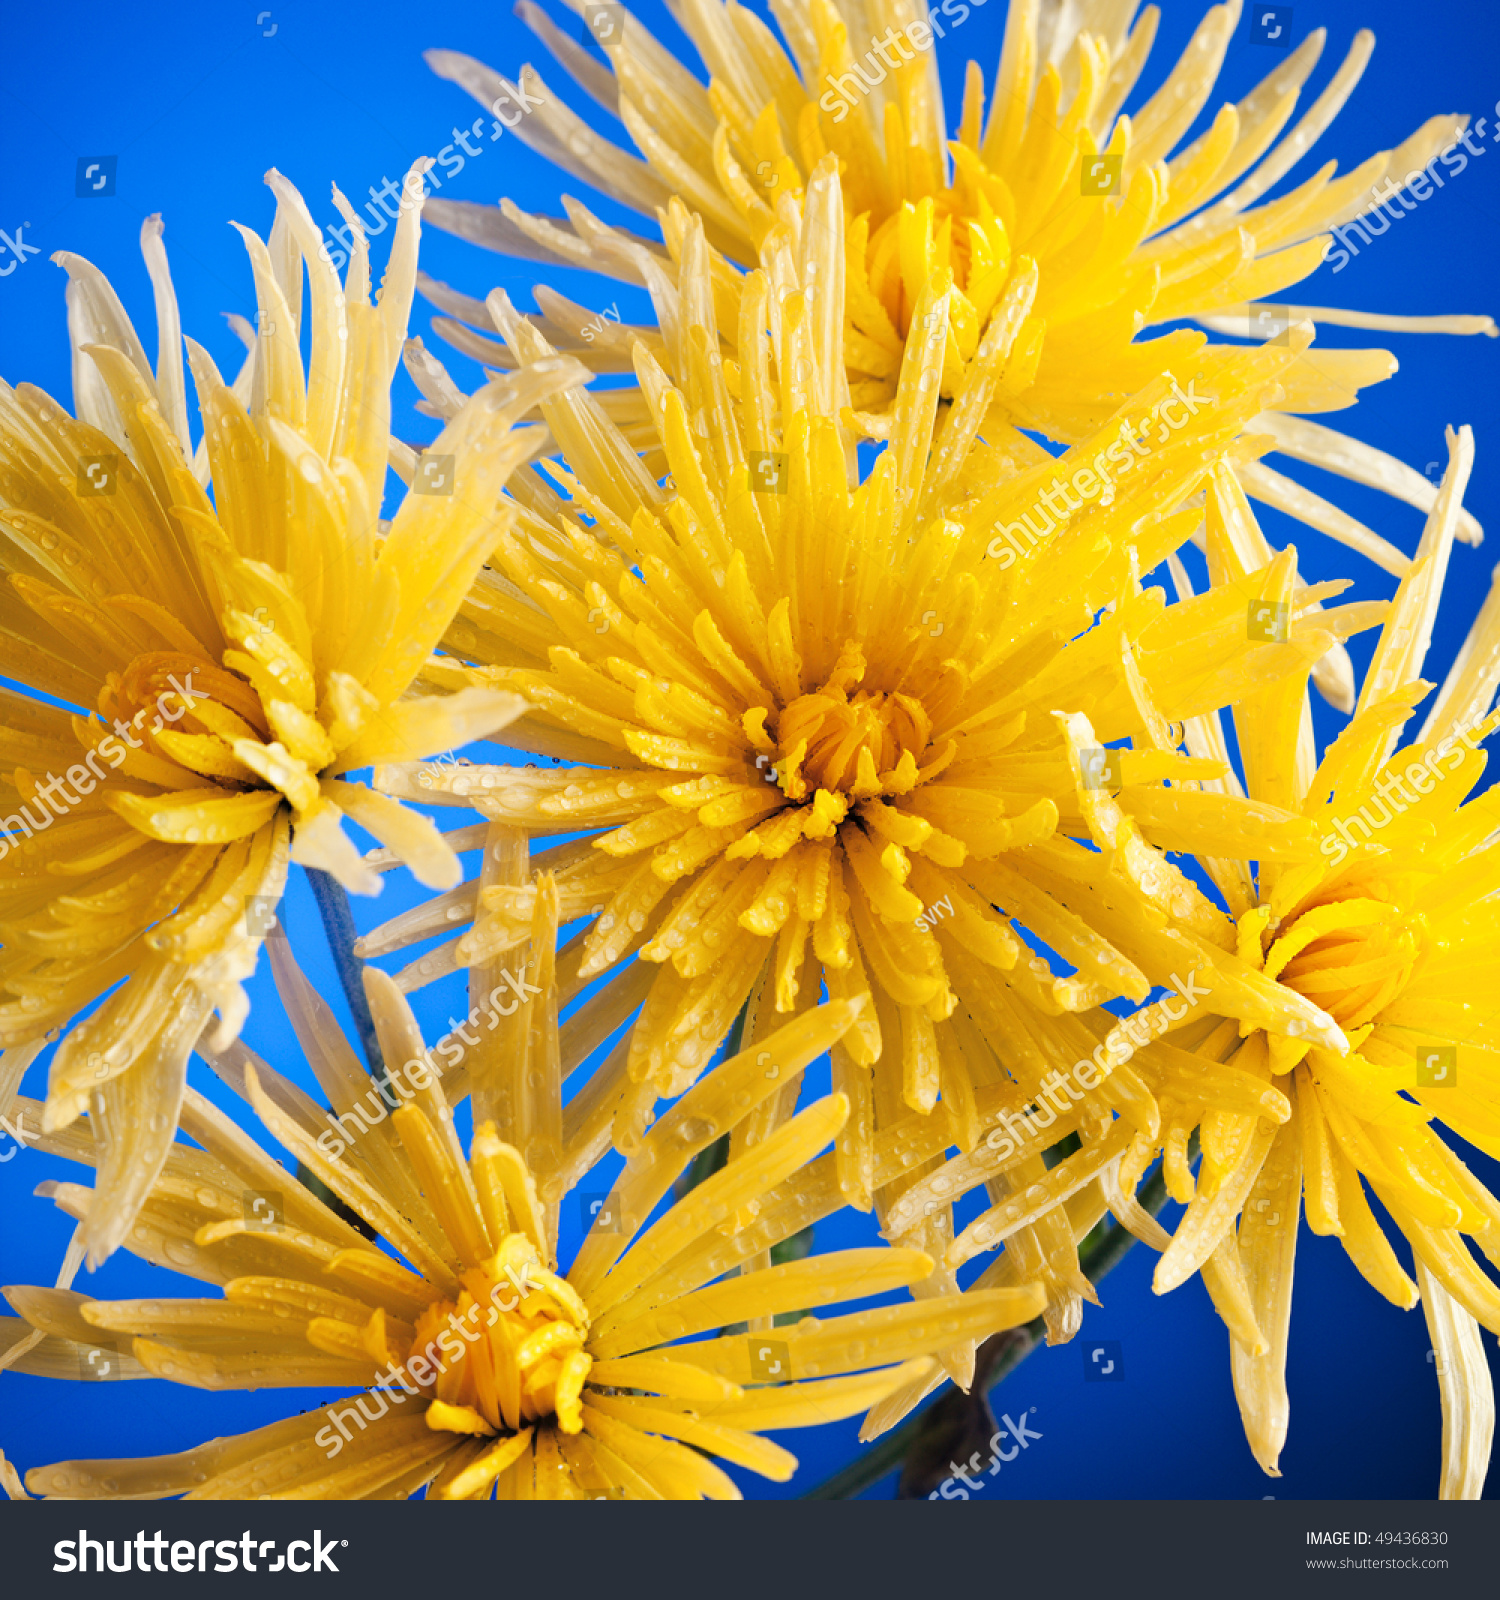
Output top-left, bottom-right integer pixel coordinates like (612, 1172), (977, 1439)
(305, 866), (389, 1097)
(803, 1164), (1170, 1500)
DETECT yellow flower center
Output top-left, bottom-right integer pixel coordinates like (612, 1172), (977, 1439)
(102, 652), (270, 771)
(409, 1239), (592, 1439)
(1261, 887), (1427, 1033)
(774, 686), (936, 802)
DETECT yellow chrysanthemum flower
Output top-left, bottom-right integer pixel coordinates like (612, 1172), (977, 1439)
(0, 164), (582, 1264)
(1057, 430), (1495, 1497)
(829, 444), (1500, 1455)
(366, 171), (1387, 1408)
(423, 0), (1491, 584)
(0, 925), (1044, 1500)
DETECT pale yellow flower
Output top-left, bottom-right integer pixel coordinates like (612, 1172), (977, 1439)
(0, 926), (1043, 1498)
(886, 428), (1500, 1493)
(0, 164), (578, 1262)
(423, 0), (1492, 621)
(1132, 429), (1499, 1498)
(369, 165), (1382, 1413)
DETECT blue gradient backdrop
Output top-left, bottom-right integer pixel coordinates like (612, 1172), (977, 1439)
(2, 0), (1498, 1501)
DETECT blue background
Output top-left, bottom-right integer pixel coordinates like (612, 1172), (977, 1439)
(2, 0), (1499, 1500)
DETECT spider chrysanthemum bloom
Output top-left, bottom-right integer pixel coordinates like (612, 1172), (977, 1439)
(423, 0), (1491, 587)
(0, 164), (581, 1263)
(0, 929), (1044, 1500)
(1067, 428), (1496, 1497)
(368, 171), (1379, 1400)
